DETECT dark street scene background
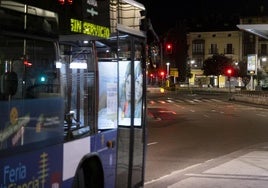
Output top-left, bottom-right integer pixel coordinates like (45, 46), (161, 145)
(137, 0), (268, 187)
(144, 88), (268, 187)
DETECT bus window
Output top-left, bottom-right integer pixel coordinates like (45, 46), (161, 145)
(0, 34), (63, 151)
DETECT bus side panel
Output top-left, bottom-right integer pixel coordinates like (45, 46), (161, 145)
(61, 130), (118, 187)
(0, 98), (64, 150)
(91, 129), (117, 188)
(0, 144), (63, 187)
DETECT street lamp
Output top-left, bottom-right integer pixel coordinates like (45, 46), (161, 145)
(190, 60), (195, 67)
(166, 62), (170, 87)
(166, 62), (170, 78)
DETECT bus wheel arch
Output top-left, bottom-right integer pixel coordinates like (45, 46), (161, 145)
(72, 155), (104, 188)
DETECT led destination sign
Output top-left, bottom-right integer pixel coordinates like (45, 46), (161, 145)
(70, 18), (110, 39)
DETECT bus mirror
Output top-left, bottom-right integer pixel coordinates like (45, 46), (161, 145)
(0, 72), (18, 96)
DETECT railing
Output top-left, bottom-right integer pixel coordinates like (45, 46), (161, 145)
(236, 90), (268, 97)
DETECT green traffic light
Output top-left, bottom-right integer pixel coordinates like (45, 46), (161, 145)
(40, 76), (46, 82)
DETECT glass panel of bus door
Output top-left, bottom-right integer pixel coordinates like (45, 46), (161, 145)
(116, 33), (146, 188)
(59, 42), (94, 140)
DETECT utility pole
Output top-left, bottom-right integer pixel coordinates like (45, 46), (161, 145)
(147, 19), (162, 68)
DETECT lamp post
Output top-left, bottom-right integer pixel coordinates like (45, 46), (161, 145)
(190, 60), (195, 67)
(166, 62), (170, 77)
(166, 62), (170, 87)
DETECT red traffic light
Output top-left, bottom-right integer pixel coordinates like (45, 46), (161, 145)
(225, 67), (233, 77)
(58, 0), (65, 4)
(23, 60), (32, 67)
(165, 43), (173, 54)
(58, 0), (73, 5)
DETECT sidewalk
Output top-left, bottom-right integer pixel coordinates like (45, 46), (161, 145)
(231, 93), (268, 106)
(145, 143), (268, 188)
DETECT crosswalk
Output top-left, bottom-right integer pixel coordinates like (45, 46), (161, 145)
(147, 98), (225, 105)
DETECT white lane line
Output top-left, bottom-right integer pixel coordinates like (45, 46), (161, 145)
(147, 142), (158, 146)
(256, 113), (267, 117)
(144, 163), (202, 185)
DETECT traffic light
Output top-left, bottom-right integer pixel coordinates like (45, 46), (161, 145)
(160, 71), (165, 78)
(226, 68), (233, 76)
(66, 0), (73, 4)
(225, 67), (233, 81)
(165, 43), (173, 54)
(23, 60), (32, 67)
(37, 74), (47, 84)
(58, 0), (73, 5)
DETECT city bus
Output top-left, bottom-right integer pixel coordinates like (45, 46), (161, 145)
(0, 0), (147, 187)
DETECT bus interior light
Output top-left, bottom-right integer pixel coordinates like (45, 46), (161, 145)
(70, 60), (87, 69)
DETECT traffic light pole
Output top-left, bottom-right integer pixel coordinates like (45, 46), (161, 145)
(225, 67), (233, 99)
(147, 19), (163, 68)
(228, 76), (231, 100)
(160, 43), (163, 69)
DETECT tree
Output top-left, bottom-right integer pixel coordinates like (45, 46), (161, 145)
(185, 62), (193, 81)
(202, 54), (233, 87)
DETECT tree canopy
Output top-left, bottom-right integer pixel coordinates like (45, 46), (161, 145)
(202, 54), (233, 76)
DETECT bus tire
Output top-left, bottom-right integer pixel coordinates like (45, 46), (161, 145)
(73, 157), (104, 188)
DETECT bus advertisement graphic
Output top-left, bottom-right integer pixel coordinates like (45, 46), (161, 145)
(0, 144), (63, 187)
(98, 61), (118, 129)
(118, 61), (142, 126)
(0, 98), (64, 150)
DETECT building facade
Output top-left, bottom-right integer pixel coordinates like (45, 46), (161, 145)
(187, 30), (243, 87)
(187, 17), (268, 89)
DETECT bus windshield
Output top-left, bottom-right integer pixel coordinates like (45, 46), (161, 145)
(0, 1), (63, 153)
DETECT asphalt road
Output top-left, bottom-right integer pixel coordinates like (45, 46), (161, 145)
(144, 92), (268, 187)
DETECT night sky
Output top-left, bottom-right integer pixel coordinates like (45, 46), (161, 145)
(137, 0), (268, 36)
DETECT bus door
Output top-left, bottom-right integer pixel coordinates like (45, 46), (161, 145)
(97, 30), (147, 187)
(116, 31), (147, 188)
(59, 39), (118, 187)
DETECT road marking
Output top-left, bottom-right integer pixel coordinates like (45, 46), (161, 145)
(193, 99), (202, 102)
(166, 99), (173, 103)
(211, 99), (222, 102)
(186, 99), (196, 103)
(185, 173), (268, 180)
(159, 110), (177, 114)
(147, 142), (158, 146)
(144, 163), (202, 185)
(256, 113), (267, 117)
